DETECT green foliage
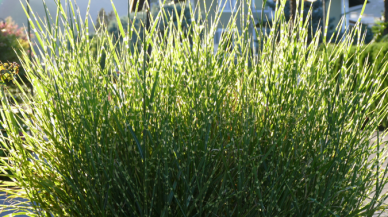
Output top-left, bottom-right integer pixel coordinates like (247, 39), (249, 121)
(267, 1), (374, 44)
(266, 0), (336, 42)
(326, 42), (388, 126)
(1, 1), (388, 216)
(91, 2), (195, 70)
(0, 17), (30, 77)
(0, 60), (21, 182)
(355, 24), (374, 44)
(0, 18), (31, 186)
(95, 8), (116, 31)
(0, 61), (20, 85)
(107, 2), (195, 45)
(372, 21), (388, 42)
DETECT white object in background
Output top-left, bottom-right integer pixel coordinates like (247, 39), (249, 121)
(217, 0), (237, 12)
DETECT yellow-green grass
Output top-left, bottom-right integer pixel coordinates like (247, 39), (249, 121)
(0, 0), (388, 216)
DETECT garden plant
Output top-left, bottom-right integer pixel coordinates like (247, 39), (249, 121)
(0, 61), (20, 85)
(1, 0), (388, 216)
(90, 1), (195, 70)
(0, 16), (33, 105)
(325, 41), (388, 128)
(0, 17), (31, 78)
(372, 21), (388, 43)
(0, 61), (22, 179)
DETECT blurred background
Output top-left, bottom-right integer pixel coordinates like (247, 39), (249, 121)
(0, 0), (131, 34)
(0, 0), (386, 56)
(0, 0), (387, 70)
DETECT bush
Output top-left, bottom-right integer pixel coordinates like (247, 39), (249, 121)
(0, 61), (20, 85)
(0, 17), (30, 79)
(372, 21), (388, 42)
(0, 61), (22, 182)
(1, 1), (388, 216)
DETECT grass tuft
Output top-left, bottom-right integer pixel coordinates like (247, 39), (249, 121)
(0, 0), (388, 216)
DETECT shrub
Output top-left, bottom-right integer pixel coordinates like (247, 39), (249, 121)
(95, 8), (116, 31)
(372, 21), (388, 42)
(0, 61), (21, 178)
(0, 61), (20, 85)
(1, 1), (388, 216)
(0, 17), (31, 79)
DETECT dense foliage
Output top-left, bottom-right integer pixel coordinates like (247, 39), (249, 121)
(95, 8), (116, 31)
(267, 1), (375, 44)
(266, 0), (336, 42)
(90, 2), (194, 70)
(325, 42), (388, 127)
(1, 0), (388, 216)
(0, 17), (30, 78)
(0, 61), (20, 85)
(372, 21), (388, 42)
(355, 24), (373, 44)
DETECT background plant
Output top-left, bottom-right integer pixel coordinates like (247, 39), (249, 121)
(0, 61), (20, 85)
(266, 0), (336, 42)
(1, 0), (388, 216)
(372, 21), (388, 42)
(351, 23), (373, 44)
(90, 1), (196, 70)
(95, 8), (116, 31)
(0, 17), (31, 79)
(267, 0), (376, 44)
(0, 60), (20, 163)
(324, 41), (388, 128)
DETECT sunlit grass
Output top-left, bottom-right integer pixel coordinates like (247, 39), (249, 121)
(0, 0), (388, 216)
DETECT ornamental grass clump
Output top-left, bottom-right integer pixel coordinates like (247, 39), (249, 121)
(1, 0), (388, 216)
